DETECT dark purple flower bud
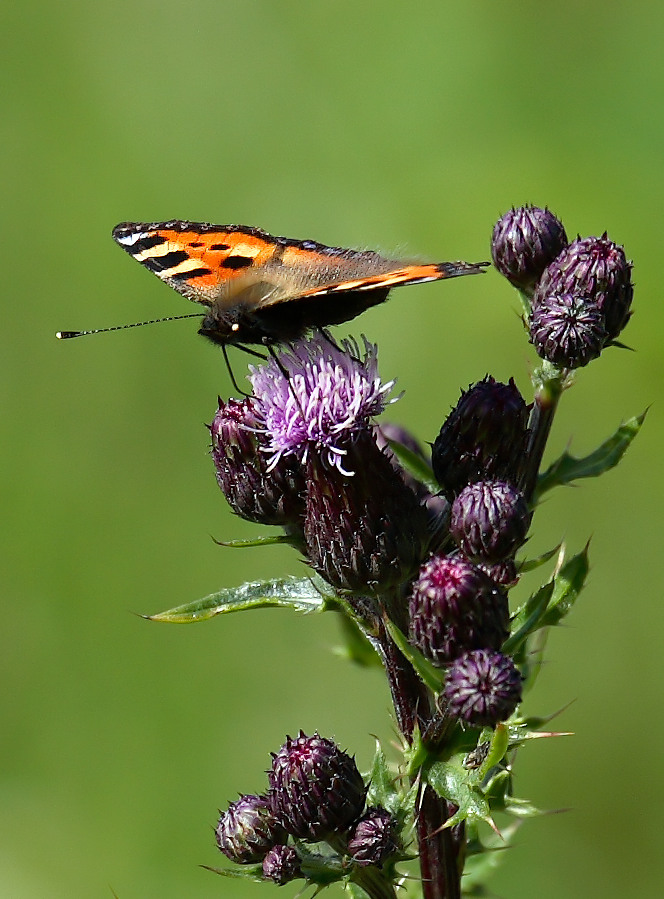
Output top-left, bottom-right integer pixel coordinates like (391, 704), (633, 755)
(269, 732), (366, 841)
(347, 806), (399, 868)
(210, 398), (306, 529)
(432, 377), (530, 498)
(491, 205), (568, 295)
(215, 794), (286, 864)
(450, 480), (531, 564)
(534, 234), (633, 344)
(262, 844), (302, 884)
(444, 649), (522, 727)
(529, 292), (607, 369)
(304, 430), (431, 594)
(477, 557), (519, 588)
(409, 555), (509, 666)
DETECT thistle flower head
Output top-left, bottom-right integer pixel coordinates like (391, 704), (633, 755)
(347, 806), (400, 868)
(210, 397), (306, 530)
(450, 480), (531, 564)
(249, 334), (396, 476)
(532, 234), (633, 358)
(262, 844), (302, 884)
(491, 205), (568, 295)
(409, 554), (509, 666)
(432, 377), (530, 497)
(444, 649), (522, 727)
(529, 291), (607, 369)
(215, 793), (286, 864)
(268, 731), (366, 841)
(304, 430), (431, 594)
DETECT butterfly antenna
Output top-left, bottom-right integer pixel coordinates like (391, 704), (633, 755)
(56, 312), (203, 340)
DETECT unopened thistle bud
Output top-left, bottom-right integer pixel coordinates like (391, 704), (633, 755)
(530, 235), (633, 366)
(268, 732), (366, 841)
(409, 555), (509, 666)
(210, 398), (305, 529)
(432, 377), (530, 497)
(444, 649), (522, 727)
(347, 806), (399, 868)
(215, 794), (286, 864)
(450, 480), (531, 564)
(491, 205), (568, 296)
(262, 844), (302, 884)
(529, 292), (606, 369)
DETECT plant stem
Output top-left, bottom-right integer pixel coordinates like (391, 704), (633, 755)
(522, 362), (564, 501)
(416, 786), (461, 899)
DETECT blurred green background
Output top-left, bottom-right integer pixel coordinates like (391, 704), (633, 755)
(2, 1), (662, 896)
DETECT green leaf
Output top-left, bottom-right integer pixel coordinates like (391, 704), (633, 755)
(383, 619), (446, 693)
(535, 411), (646, 500)
(386, 437), (438, 494)
(212, 534), (294, 548)
(333, 611), (381, 667)
(518, 543), (561, 573)
(504, 545), (589, 655)
(503, 581), (554, 656)
(425, 753), (492, 828)
(540, 546), (589, 627)
(366, 742), (400, 813)
(201, 863), (263, 882)
(146, 575), (330, 623)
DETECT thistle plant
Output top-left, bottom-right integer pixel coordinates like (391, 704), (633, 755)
(149, 206), (641, 898)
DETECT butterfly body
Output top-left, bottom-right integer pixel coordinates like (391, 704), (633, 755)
(112, 220), (487, 346)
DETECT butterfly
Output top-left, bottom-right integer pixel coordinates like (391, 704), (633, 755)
(111, 220), (488, 347)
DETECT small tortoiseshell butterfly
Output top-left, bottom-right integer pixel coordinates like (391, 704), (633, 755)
(109, 221), (488, 347)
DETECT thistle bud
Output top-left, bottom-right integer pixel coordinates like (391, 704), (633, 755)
(409, 555), (509, 666)
(268, 732), (366, 841)
(491, 205), (568, 295)
(347, 806), (399, 868)
(215, 794), (286, 864)
(210, 398), (305, 529)
(444, 649), (522, 727)
(304, 431), (430, 595)
(262, 844), (302, 884)
(531, 234), (633, 361)
(529, 291), (606, 369)
(450, 480), (531, 564)
(432, 377), (529, 498)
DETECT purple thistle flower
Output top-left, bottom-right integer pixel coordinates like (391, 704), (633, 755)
(248, 334), (396, 476)
(444, 649), (522, 727)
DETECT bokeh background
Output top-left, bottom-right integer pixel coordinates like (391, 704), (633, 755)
(2, 2), (662, 897)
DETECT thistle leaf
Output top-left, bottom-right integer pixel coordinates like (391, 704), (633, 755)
(535, 411), (645, 500)
(146, 575), (331, 623)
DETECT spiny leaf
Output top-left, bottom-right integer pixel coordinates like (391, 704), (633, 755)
(540, 545), (589, 627)
(535, 411), (645, 500)
(146, 575), (331, 622)
(425, 753), (492, 828)
(211, 534), (293, 548)
(201, 863), (263, 882)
